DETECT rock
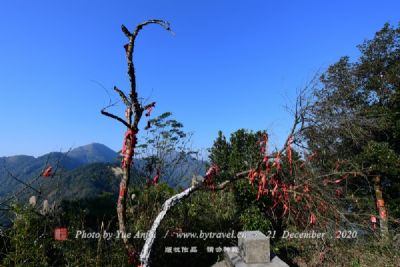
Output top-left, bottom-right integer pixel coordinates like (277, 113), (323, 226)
(192, 175), (204, 187)
(238, 231), (270, 264)
(212, 231), (289, 267)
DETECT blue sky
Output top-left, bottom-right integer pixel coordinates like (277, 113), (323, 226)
(1, 0), (399, 157)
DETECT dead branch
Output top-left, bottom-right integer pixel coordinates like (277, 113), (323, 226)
(0, 148), (68, 222)
(101, 20), (173, 263)
(101, 108), (131, 128)
(122, 20), (173, 126)
(2, 166), (42, 195)
(139, 185), (197, 266)
(114, 86), (131, 106)
(138, 168), (251, 266)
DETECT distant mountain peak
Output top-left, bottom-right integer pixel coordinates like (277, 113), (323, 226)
(68, 143), (118, 164)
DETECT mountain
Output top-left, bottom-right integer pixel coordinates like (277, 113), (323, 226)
(0, 143), (207, 226)
(0, 144), (118, 198)
(0, 143), (207, 200)
(67, 143), (119, 165)
(41, 163), (122, 201)
(161, 151), (207, 188)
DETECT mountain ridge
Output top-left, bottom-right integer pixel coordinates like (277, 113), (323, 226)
(0, 143), (118, 198)
(2, 143), (118, 162)
(0, 143), (206, 200)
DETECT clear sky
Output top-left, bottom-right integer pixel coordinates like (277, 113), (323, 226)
(1, 0), (399, 157)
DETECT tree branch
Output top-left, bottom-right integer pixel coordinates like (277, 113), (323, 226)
(139, 185), (198, 266)
(121, 25), (132, 38)
(139, 168), (252, 266)
(143, 102), (156, 110)
(101, 109), (131, 128)
(114, 86), (131, 107)
(2, 167), (42, 195)
(122, 20), (173, 124)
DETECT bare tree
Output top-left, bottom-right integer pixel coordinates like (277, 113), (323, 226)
(100, 20), (173, 263)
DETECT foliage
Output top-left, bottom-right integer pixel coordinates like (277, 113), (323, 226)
(2, 205), (58, 266)
(238, 204), (272, 232)
(208, 131), (231, 182)
(208, 130), (277, 233)
(136, 112), (203, 188)
(124, 182), (237, 267)
(304, 22), (400, 224)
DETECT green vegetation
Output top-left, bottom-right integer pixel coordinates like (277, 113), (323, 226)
(1, 22), (400, 266)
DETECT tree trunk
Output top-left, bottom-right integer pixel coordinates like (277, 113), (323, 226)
(373, 175), (389, 240)
(118, 164), (130, 248)
(115, 127), (137, 264)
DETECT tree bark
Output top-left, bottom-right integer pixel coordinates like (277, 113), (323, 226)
(102, 21), (172, 265)
(118, 163), (131, 249)
(373, 175), (389, 240)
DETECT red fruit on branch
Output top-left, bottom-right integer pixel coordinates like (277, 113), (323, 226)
(282, 183), (289, 200)
(260, 132), (269, 154)
(145, 105), (154, 117)
(271, 183), (278, 197)
(118, 183), (127, 205)
(300, 151), (317, 169)
(121, 129), (136, 169)
(271, 199), (279, 210)
(370, 215), (377, 230)
(125, 107), (131, 118)
(380, 209), (387, 219)
(300, 161), (306, 169)
(335, 161), (340, 171)
(377, 199), (385, 207)
(336, 187), (343, 197)
(310, 213), (317, 225)
(303, 184), (310, 193)
(256, 184), (263, 200)
(119, 184), (126, 197)
(282, 203), (289, 217)
(318, 202), (327, 213)
(248, 170), (259, 187)
(257, 173), (267, 200)
(205, 165), (220, 178)
(204, 164), (220, 188)
(152, 169), (160, 185)
(248, 169), (256, 187)
(308, 151), (317, 161)
(272, 152), (281, 171)
(335, 174), (349, 184)
(42, 166), (53, 177)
